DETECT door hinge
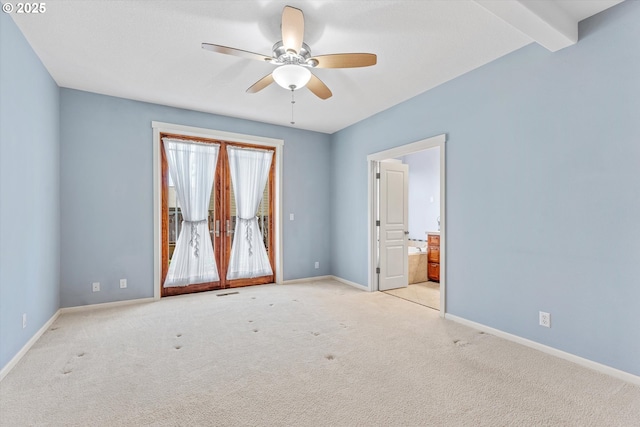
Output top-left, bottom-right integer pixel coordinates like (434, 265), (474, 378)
(376, 220), (380, 226)
(376, 172), (380, 179)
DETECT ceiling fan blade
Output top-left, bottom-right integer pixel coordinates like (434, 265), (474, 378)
(311, 53), (377, 69)
(246, 73), (275, 93)
(202, 43), (272, 62)
(307, 74), (332, 100)
(281, 6), (304, 54)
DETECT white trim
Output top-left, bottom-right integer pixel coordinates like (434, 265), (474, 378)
(331, 275), (369, 291)
(153, 127), (161, 300)
(366, 134), (446, 162)
(60, 297), (156, 314)
(367, 159), (376, 293)
(445, 313), (640, 386)
(367, 134), (447, 318)
(281, 275), (333, 285)
(0, 309), (61, 382)
(151, 121), (284, 147)
(152, 122), (284, 299)
(439, 142), (446, 314)
(281, 276), (368, 290)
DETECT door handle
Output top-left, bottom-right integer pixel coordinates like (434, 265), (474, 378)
(215, 220), (220, 237)
(226, 219), (233, 237)
(404, 231), (409, 235)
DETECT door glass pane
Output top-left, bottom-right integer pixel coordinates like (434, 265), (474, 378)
(230, 179), (237, 242)
(229, 175), (270, 253)
(167, 175), (182, 261)
(167, 174), (216, 265)
(207, 181), (216, 252)
(259, 179), (269, 251)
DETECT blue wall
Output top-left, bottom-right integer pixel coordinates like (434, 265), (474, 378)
(0, 13), (60, 369)
(59, 89), (332, 307)
(331, 1), (640, 376)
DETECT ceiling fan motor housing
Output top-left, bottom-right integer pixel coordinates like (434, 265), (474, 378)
(270, 41), (317, 67)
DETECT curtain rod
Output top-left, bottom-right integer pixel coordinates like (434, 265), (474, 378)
(163, 138), (273, 153)
(228, 146), (274, 154)
(162, 137), (220, 147)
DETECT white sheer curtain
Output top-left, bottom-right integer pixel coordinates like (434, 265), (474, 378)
(163, 138), (220, 287)
(227, 147), (273, 280)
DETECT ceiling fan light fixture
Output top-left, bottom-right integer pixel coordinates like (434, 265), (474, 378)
(273, 64), (311, 90)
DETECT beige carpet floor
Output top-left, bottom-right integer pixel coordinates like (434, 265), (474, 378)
(383, 281), (440, 310)
(1, 279), (639, 426)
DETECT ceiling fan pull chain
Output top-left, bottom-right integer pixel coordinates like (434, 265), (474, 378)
(290, 87), (296, 125)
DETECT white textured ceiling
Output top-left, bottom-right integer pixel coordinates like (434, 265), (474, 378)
(7, 0), (623, 134)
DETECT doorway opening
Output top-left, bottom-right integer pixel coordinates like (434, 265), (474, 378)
(152, 122), (283, 300)
(367, 134), (446, 316)
(383, 147), (441, 310)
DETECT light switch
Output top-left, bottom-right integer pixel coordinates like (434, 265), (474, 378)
(290, 213), (294, 221)
(429, 196), (434, 203)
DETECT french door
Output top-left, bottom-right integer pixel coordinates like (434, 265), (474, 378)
(161, 133), (275, 297)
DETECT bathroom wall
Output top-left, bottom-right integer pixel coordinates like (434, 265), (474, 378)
(402, 147), (440, 240)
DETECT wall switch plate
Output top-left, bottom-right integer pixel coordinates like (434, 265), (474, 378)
(92, 282), (100, 292)
(289, 213), (294, 221)
(22, 313), (27, 329)
(315, 261), (319, 269)
(120, 278), (127, 289)
(539, 311), (551, 328)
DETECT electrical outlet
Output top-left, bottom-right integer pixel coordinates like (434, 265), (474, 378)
(539, 311), (551, 328)
(120, 278), (127, 289)
(314, 261), (319, 269)
(22, 313), (27, 329)
(92, 282), (100, 292)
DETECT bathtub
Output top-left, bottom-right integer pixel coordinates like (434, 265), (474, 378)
(408, 245), (428, 284)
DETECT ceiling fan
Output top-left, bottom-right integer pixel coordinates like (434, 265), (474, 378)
(202, 5), (377, 100)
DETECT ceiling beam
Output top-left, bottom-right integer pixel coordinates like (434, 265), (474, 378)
(474, 0), (578, 52)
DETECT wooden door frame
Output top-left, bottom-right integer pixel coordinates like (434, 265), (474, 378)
(220, 142), (276, 289)
(366, 134), (447, 317)
(160, 132), (225, 297)
(160, 137), (275, 295)
(152, 121), (284, 300)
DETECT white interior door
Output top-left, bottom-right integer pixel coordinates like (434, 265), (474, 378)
(378, 161), (409, 291)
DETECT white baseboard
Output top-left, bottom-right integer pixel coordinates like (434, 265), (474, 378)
(60, 297), (156, 314)
(331, 275), (369, 291)
(0, 309), (61, 382)
(281, 275), (333, 285)
(1, 297), (157, 382)
(281, 275), (368, 291)
(445, 313), (640, 386)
